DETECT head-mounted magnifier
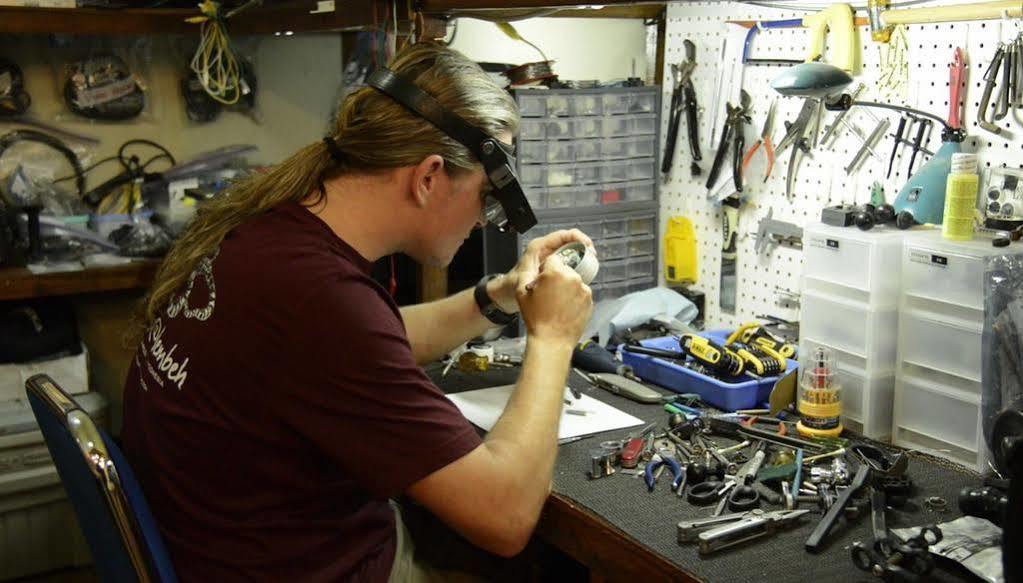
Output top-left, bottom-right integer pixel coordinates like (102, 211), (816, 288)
(366, 68), (537, 234)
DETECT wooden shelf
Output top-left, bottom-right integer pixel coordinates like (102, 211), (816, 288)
(0, 0), (378, 35)
(0, 260), (159, 301)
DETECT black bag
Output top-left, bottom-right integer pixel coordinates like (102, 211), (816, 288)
(0, 298), (81, 364)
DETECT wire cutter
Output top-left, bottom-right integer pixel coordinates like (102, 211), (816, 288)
(741, 99), (776, 183)
(644, 454), (685, 493)
(774, 97), (823, 199)
(661, 40), (701, 177)
(705, 89), (751, 193)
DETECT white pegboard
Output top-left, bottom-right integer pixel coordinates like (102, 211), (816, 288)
(659, 1), (1023, 330)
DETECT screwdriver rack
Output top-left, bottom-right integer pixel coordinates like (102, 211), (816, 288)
(660, 1), (1023, 329)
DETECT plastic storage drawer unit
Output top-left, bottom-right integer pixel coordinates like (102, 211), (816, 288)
(898, 308), (983, 385)
(800, 290), (898, 366)
(802, 222), (905, 308)
(901, 231), (1012, 313)
(893, 368), (986, 470)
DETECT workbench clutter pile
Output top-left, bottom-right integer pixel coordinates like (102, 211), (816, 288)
(655, 1), (1023, 580)
(575, 322), (1013, 582)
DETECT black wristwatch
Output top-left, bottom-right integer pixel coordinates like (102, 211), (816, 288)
(474, 274), (517, 325)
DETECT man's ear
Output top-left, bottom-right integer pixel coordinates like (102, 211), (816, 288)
(410, 154), (446, 208)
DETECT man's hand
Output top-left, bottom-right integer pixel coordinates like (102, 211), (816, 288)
(517, 252), (593, 345)
(486, 229), (595, 314)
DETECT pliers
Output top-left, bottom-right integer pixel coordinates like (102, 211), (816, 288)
(661, 40), (701, 177)
(645, 454), (685, 493)
(774, 97), (823, 199)
(741, 99), (776, 183)
(705, 89), (751, 193)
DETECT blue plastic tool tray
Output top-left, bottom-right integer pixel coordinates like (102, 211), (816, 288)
(619, 330), (797, 412)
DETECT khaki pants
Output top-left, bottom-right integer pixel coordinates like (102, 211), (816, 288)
(387, 501), (533, 583)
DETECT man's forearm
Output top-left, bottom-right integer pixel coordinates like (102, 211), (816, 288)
(400, 284), (500, 365)
(483, 337), (572, 524)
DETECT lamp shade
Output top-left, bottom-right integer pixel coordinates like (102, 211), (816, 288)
(770, 63), (854, 99)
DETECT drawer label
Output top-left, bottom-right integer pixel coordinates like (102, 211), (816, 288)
(808, 237), (840, 250)
(910, 250), (949, 268)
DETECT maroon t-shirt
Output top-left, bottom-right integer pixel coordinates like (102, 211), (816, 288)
(122, 202), (483, 582)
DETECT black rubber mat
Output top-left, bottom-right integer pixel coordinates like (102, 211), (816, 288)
(429, 363), (986, 583)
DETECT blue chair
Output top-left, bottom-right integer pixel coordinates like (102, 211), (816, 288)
(26, 373), (178, 583)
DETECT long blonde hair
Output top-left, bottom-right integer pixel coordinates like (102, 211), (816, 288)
(128, 43), (519, 345)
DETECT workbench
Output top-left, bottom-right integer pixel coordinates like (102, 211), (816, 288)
(429, 363), (986, 583)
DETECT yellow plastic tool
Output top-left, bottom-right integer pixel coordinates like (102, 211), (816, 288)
(664, 216), (697, 285)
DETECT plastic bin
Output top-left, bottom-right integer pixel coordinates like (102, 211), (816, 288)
(572, 94), (603, 116)
(544, 118), (574, 139)
(573, 117), (604, 139)
(628, 158), (656, 181)
(600, 259), (628, 283)
(799, 290), (897, 364)
(901, 230), (1014, 313)
(602, 217), (628, 239)
(623, 180), (655, 203)
(546, 165), (574, 187)
(628, 235), (655, 258)
(628, 215), (656, 236)
(898, 308), (983, 384)
(523, 187), (546, 210)
(547, 185), (598, 209)
(602, 93), (631, 115)
(518, 141), (547, 164)
(598, 183), (628, 205)
(519, 165), (546, 187)
(603, 136), (656, 159)
(894, 368), (984, 470)
(621, 332), (798, 411)
(573, 162), (603, 185)
(802, 222), (905, 308)
(628, 92), (657, 113)
(519, 119), (546, 140)
(575, 140), (603, 162)
(628, 256), (655, 279)
(598, 238), (628, 261)
(605, 164), (629, 183)
(517, 93), (547, 117)
(547, 94), (571, 116)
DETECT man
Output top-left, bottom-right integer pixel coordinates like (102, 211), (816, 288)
(123, 42), (593, 581)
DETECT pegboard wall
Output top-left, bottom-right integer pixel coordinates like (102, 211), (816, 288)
(659, 1), (1023, 330)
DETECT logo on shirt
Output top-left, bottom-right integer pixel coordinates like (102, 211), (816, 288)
(166, 250), (219, 321)
(138, 250), (219, 391)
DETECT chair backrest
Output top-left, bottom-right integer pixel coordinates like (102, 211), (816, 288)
(26, 373), (178, 583)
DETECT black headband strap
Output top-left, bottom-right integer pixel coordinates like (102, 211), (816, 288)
(322, 136), (344, 163)
(366, 68), (490, 159)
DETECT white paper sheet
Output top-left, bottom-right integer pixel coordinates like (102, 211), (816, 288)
(446, 385), (644, 441)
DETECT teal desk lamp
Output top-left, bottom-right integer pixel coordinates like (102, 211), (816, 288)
(771, 63), (966, 227)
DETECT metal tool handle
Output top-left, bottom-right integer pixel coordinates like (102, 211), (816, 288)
(979, 46), (1005, 135)
(661, 90), (684, 174)
(995, 46), (1012, 120)
(805, 463), (870, 553)
(684, 81), (702, 163)
(948, 49), (965, 129)
(732, 121), (745, 192)
(705, 118), (733, 191)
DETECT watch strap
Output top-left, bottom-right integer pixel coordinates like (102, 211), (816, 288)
(474, 274), (517, 325)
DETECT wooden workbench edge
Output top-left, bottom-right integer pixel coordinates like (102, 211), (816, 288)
(538, 493), (702, 582)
